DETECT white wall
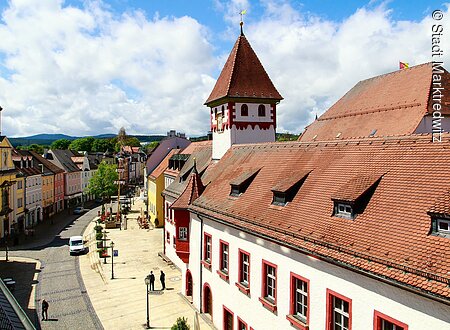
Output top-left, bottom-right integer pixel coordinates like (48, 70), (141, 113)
(186, 213), (450, 330)
(212, 128), (232, 160)
(234, 102), (273, 123)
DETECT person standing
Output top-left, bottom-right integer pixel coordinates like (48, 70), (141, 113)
(149, 271), (155, 291)
(42, 299), (49, 321)
(160, 270), (166, 290)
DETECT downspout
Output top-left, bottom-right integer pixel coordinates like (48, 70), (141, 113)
(198, 213), (204, 313)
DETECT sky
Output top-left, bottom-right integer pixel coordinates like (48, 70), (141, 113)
(0, 0), (449, 137)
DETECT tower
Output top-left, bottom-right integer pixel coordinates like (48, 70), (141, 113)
(204, 25), (283, 160)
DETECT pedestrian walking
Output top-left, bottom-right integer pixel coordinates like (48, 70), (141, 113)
(160, 270), (166, 290)
(149, 271), (155, 291)
(42, 299), (49, 321)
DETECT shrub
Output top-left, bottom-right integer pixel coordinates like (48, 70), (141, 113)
(94, 225), (103, 232)
(171, 317), (190, 330)
(96, 232), (104, 240)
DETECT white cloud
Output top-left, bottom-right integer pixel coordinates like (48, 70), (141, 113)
(0, 0), (216, 137)
(0, 0), (448, 137)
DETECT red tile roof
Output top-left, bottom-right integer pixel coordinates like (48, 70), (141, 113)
(189, 134), (450, 301)
(171, 164), (205, 210)
(300, 63), (450, 141)
(332, 174), (383, 202)
(428, 189), (450, 217)
(205, 34), (282, 106)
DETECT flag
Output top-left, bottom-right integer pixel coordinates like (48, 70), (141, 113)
(240, 9), (247, 15)
(399, 61), (409, 69)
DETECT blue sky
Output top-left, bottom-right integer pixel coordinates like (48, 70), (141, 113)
(0, 0), (449, 137)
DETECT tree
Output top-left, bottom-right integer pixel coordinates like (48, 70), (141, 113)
(51, 138), (71, 149)
(86, 161), (119, 202)
(69, 137), (95, 152)
(171, 317), (190, 330)
(92, 138), (115, 152)
(144, 141), (159, 154)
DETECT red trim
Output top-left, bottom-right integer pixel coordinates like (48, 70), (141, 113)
(223, 305), (234, 330)
(235, 281), (250, 295)
(326, 289), (352, 330)
(260, 259), (277, 312)
(219, 239), (229, 274)
(373, 310), (408, 330)
(217, 269), (229, 281)
(201, 260), (212, 270)
(185, 269), (193, 297)
(287, 272), (310, 330)
(203, 282), (213, 320)
(238, 249), (250, 293)
(233, 122), (274, 130)
(237, 316), (248, 330)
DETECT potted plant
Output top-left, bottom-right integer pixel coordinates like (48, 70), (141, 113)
(171, 317), (190, 330)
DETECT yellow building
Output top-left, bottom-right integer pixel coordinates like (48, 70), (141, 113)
(42, 173), (54, 219)
(148, 149), (181, 227)
(0, 136), (17, 239)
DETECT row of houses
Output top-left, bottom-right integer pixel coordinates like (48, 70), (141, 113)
(144, 27), (450, 329)
(0, 141), (116, 240)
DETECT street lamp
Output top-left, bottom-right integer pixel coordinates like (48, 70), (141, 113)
(144, 274), (150, 329)
(110, 241), (115, 280)
(4, 230), (8, 262)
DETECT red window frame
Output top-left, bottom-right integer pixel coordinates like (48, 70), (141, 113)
(235, 249), (250, 295)
(259, 259), (277, 312)
(326, 289), (352, 330)
(201, 232), (212, 270)
(223, 305), (234, 330)
(217, 240), (229, 280)
(237, 316), (248, 330)
(373, 311), (408, 330)
(286, 272), (310, 330)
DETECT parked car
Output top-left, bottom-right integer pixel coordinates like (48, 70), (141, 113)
(69, 236), (85, 255)
(73, 206), (89, 215)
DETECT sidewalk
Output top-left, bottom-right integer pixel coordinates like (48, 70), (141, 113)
(80, 198), (213, 330)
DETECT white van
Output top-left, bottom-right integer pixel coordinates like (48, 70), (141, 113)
(69, 236), (85, 255)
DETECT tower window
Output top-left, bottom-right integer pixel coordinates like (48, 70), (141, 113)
(241, 104), (248, 116)
(258, 104), (266, 117)
(221, 105), (225, 116)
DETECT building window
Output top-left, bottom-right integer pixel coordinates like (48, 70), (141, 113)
(219, 241), (229, 274)
(258, 104), (266, 117)
(374, 311), (408, 330)
(173, 235), (176, 249)
(166, 231), (170, 243)
(437, 219), (450, 233)
(223, 306), (234, 330)
(287, 273), (309, 329)
(17, 181), (22, 189)
(239, 250), (250, 286)
(203, 233), (212, 267)
(335, 203), (353, 219)
(179, 227), (188, 240)
(326, 289), (351, 330)
(237, 317), (248, 330)
(241, 104), (248, 116)
(18, 198), (23, 208)
(259, 260), (277, 311)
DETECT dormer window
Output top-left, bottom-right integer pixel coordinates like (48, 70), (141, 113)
(335, 203), (353, 219)
(437, 219), (450, 233)
(258, 104), (266, 117)
(230, 168), (261, 197)
(332, 174), (383, 220)
(271, 170), (311, 206)
(241, 104), (248, 116)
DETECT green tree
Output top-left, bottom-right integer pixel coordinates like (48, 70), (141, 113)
(92, 138), (115, 152)
(69, 137), (95, 152)
(86, 161), (119, 202)
(144, 141), (159, 154)
(51, 138), (71, 149)
(27, 144), (45, 154)
(171, 317), (190, 330)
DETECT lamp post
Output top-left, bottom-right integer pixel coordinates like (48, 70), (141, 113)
(110, 241), (115, 279)
(4, 230), (8, 262)
(144, 274), (150, 329)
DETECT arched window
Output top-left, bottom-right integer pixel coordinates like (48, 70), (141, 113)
(258, 104), (266, 117)
(241, 104), (248, 116)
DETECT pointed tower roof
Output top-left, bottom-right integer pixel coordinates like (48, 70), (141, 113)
(205, 33), (283, 106)
(171, 160), (205, 210)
